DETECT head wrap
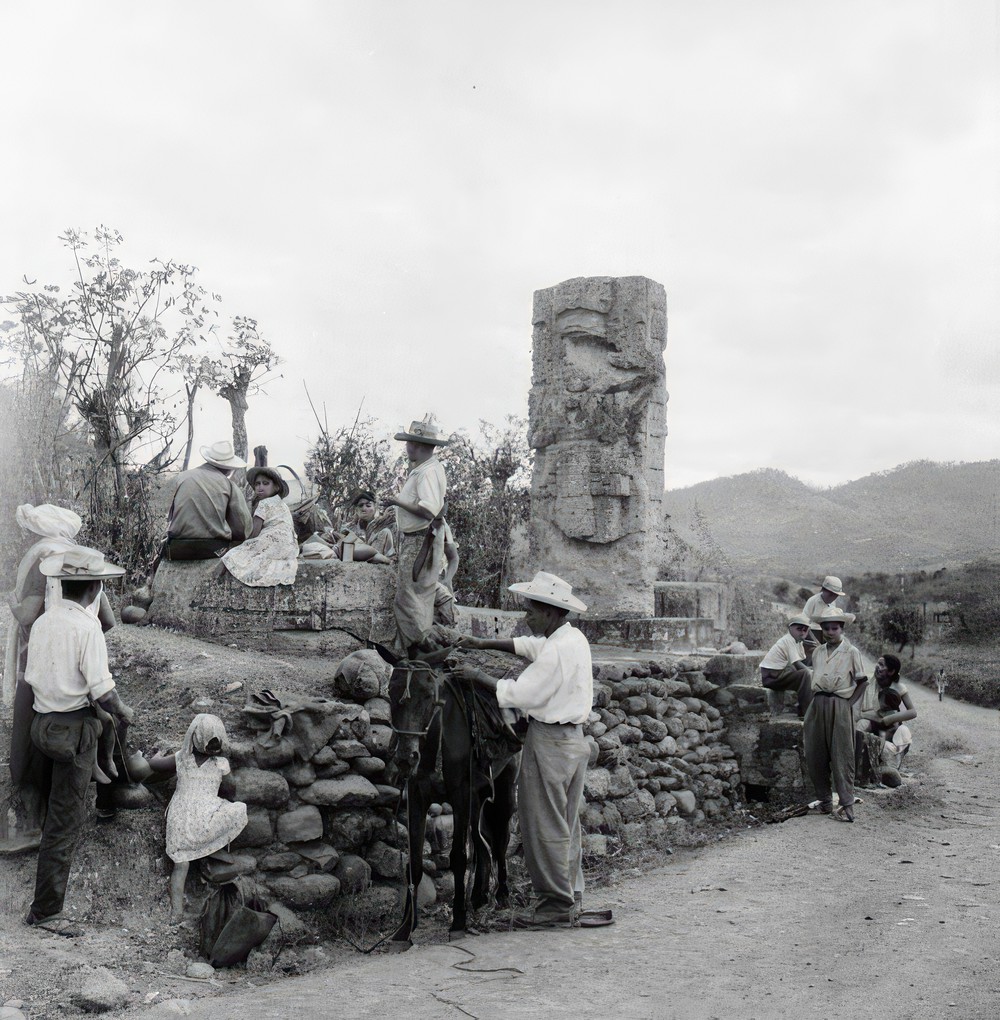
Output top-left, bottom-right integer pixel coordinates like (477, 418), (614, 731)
(180, 714), (229, 758)
(16, 503), (82, 540)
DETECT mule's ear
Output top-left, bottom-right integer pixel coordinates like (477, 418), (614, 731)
(367, 639), (400, 667)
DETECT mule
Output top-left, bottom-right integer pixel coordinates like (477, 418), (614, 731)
(386, 648), (518, 946)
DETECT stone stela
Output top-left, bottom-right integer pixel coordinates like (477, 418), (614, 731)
(528, 275), (668, 618)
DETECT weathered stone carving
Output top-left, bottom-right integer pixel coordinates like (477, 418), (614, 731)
(529, 276), (667, 616)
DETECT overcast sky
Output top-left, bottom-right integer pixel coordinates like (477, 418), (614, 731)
(2, 0), (998, 490)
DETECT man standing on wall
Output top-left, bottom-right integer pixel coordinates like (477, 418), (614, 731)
(384, 415), (449, 655)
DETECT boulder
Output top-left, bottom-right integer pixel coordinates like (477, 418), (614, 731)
(231, 807), (274, 848)
(74, 966), (129, 1013)
(334, 854), (372, 894)
(364, 696), (392, 724)
(327, 808), (385, 851)
(267, 873), (341, 909)
(673, 789), (697, 816)
(299, 775), (379, 808)
(230, 767), (290, 808)
(367, 839), (406, 879)
(276, 805), (324, 844)
(259, 851), (301, 872)
(283, 762), (317, 786)
(583, 767), (612, 801)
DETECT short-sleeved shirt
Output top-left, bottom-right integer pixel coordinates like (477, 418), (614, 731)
(802, 592), (843, 624)
(395, 457), (446, 535)
(24, 601), (116, 713)
(496, 622), (593, 725)
(168, 464), (252, 541)
(810, 638), (867, 699)
(759, 632), (806, 672)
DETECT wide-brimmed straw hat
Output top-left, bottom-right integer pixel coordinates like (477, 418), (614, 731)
(816, 606), (856, 627)
(787, 613), (811, 628)
(508, 571), (587, 614)
(246, 466), (290, 499)
(818, 575), (847, 597)
(200, 440), (246, 469)
(394, 415), (450, 446)
(40, 546), (126, 579)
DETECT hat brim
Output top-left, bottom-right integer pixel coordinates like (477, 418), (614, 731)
(394, 432), (449, 446)
(819, 613), (856, 626)
(40, 563), (126, 579)
(246, 468), (290, 499)
(200, 445), (246, 469)
(508, 582), (587, 614)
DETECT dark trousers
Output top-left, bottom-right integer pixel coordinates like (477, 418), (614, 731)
(163, 537), (232, 560)
(761, 664), (812, 717)
(803, 693), (856, 810)
(29, 709), (101, 920)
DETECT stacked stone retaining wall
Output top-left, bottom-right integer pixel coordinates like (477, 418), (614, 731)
(201, 650), (756, 926)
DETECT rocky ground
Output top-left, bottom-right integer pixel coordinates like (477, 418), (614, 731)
(1, 627), (997, 1019)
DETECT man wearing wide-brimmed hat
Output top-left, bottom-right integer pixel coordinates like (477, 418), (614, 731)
(802, 575), (848, 644)
(163, 440), (252, 561)
(457, 572), (610, 930)
(802, 606), (868, 824)
(384, 415), (450, 654)
(23, 548), (136, 937)
(759, 613), (814, 718)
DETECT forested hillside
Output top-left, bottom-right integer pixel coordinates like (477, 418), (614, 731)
(663, 460), (1000, 576)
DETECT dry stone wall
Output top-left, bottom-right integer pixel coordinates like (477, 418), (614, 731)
(193, 650), (750, 928)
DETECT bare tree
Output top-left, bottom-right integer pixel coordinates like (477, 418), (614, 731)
(212, 316), (279, 460)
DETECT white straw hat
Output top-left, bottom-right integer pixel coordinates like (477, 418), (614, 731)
(508, 571), (587, 613)
(394, 414), (450, 446)
(40, 546), (126, 579)
(818, 575), (847, 597)
(200, 440), (246, 469)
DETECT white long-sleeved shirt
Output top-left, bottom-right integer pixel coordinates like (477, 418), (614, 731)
(496, 622), (593, 725)
(24, 601), (115, 713)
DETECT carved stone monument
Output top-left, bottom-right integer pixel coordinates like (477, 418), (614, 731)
(528, 276), (667, 617)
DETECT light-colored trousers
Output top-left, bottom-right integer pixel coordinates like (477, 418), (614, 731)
(393, 529), (444, 652)
(518, 720), (589, 917)
(803, 693), (856, 808)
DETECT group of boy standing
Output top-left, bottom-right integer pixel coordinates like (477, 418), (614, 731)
(759, 575), (917, 823)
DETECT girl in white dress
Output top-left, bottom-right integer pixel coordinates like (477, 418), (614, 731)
(218, 467), (298, 586)
(137, 714), (248, 922)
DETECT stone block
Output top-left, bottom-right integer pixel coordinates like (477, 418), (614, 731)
(365, 724), (394, 756)
(299, 775), (379, 807)
(232, 807), (273, 848)
(702, 654), (763, 686)
(367, 839), (406, 879)
(352, 756), (386, 778)
(364, 696), (392, 724)
(334, 854), (372, 894)
(326, 808), (385, 851)
(584, 767), (611, 800)
(260, 851), (300, 872)
(74, 967), (129, 1013)
(277, 805), (323, 844)
(673, 789), (697, 816)
(148, 559), (396, 655)
(230, 767), (290, 808)
(267, 873), (341, 909)
(283, 762), (317, 786)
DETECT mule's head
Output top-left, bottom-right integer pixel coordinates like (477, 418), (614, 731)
(388, 662), (443, 778)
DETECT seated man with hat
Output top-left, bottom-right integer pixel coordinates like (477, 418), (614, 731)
(23, 548), (136, 937)
(803, 575), (848, 646)
(163, 440), (252, 561)
(456, 572), (610, 929)
(759, 613), (814, 718)
(383, 414), (449, 655)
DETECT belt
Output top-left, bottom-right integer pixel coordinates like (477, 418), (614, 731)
(531, 720), (583, 729)
(36, 706), (96, 719)
(811, 691), (848, 698)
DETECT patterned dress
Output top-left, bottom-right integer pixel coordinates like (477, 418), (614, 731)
(221, 495), (298, 586)
(166, 751), (247, 863)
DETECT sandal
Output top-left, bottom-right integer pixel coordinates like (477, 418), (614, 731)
(830, 805), (854, 823)
(26, 914), (84, 937)
(807, 802), (832, 815)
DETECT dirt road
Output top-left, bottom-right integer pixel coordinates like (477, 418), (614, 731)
(106, 680), (998, 1020)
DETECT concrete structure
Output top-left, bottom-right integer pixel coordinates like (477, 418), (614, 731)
(528, 276), (667, 617)
(148, 560), (396, 658)
(655, 581), (730, 633)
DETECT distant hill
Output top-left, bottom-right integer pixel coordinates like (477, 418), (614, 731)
(663, 460), (1000, 578)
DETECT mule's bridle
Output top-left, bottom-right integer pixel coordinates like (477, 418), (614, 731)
(390, 660), (448, 739)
